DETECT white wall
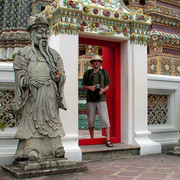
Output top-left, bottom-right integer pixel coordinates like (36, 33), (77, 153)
(148, 74), (180, 145)
(49, 34), (82, 161)
(121, 41), (161, 155)
(0, 62), (17, 165)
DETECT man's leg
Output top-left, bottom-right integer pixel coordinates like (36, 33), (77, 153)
(97, 102), (113, 147)
(87, 103), (96, 139)
(105, 127), (113, 147)
(105, 127), (110, 141)
(89, 127), (94, 139)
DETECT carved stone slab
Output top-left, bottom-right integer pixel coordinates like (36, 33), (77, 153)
(2, 158), (88, 179)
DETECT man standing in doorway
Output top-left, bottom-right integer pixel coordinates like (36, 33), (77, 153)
(82, 55), (113, 147)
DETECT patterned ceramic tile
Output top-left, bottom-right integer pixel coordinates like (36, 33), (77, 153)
(148, 58), (158, 74)
(0, 2), (4, 33)
(148, 94), (168, 125)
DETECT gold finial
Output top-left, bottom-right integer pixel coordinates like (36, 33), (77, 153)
(138, 8), (143, 14)
(106, 0), (110, 3)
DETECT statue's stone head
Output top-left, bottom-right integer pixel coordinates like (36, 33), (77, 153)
(28, 14), (49, 31)
(28, 14), (50, 48)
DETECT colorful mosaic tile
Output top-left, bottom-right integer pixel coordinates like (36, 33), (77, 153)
(148, 58), (158, 74)
(3, 0), (12, 31)
(42, 0), (151, 45)
(18, 0), (31, 28)
(0, 2), (4, 33)
(161, 58), (172, 75)
(148, 29), (180, 54)
(31, 0), (54, 15)
(11, 0), (19, 29)
(174, 60), (180, 76)
(148, 54), (180, 76)
(0, 0), (54, 55)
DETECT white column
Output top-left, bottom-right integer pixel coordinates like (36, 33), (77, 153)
(49, 34), (81, 161)
(14, 47), (22, 54)
(0, 48), (7, 59)
(121, 40), (134, 144)
(6, 47), (14, 58)
(121, 40), (161, 155)
(0, 62), (15, 90)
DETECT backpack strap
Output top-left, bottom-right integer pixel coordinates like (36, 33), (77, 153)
(101, 69), (106, 86)
(88, 69), (93, 86)
(88, 69), (106, 87)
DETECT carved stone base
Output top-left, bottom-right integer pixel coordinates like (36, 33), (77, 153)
(2, 158), (88, 179)
(167, 148), (180, 157)
(174, 147), (180, 152)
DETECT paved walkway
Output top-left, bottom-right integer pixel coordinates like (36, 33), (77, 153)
(1, 153), (180, 180)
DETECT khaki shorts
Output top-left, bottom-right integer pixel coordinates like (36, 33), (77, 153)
(87, 102), (110, 128)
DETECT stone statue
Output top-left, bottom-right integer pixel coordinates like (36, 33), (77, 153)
(13, 14), (67, 161)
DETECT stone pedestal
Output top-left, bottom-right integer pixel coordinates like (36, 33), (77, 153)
(167, 146), (180, 157)
(2, 158), (88, 179)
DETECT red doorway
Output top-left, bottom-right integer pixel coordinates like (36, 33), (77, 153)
(79, 37), (121, 145)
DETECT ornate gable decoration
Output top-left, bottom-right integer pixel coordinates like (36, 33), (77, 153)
(42, 0), (151, 45)
(148, 29), (180, 54)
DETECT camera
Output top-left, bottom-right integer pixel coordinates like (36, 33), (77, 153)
(95, 84), (100, 90)
(88, 84), (101, 101)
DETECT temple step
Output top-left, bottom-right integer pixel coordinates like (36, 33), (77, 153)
(80, 143), (140, 161)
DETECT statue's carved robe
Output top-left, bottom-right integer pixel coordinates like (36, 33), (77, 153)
(14, 46), (67, 160)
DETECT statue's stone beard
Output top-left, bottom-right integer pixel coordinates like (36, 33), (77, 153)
(39, 39), (48, 54)
(38, 39), (56, 71)
(38, 38), (51, 61)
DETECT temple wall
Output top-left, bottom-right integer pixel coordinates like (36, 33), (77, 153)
(148, 75), (180, 147)
(0, 0), (179, 165)
(0, 35), (180, 164)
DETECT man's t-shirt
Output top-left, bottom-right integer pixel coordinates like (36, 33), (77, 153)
(82, 69), (111, 102)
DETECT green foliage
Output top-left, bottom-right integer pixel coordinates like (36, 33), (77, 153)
(12, 53), (17, 60)
(0, 121), (7, 131)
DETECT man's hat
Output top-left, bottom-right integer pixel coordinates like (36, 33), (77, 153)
(27, 14), (49, 31)
(90, 55), (103, 64)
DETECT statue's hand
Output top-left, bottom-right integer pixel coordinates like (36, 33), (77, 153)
(55, 73), (61, 81)
(50, 71), (61, 83)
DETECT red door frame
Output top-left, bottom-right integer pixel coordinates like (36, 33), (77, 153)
(79, 37), (121, 145)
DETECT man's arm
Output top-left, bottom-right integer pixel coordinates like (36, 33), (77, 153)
(83, 85), (96, 91)
(99, 85), (109, 95)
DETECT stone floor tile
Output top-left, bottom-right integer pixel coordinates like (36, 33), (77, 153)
(110, 161), (134, 167)
(149, 167), (175, 174)
(1, 153), (180, 180)
(116, 171), (141, 177)
(140, 172), (168, 179)
(0, 177), (14, 180)
(155, 164), (178, 169)
(132, 162), (157, 168)
(136, 178), (164, 180)
(123, 166), (148, 173)
(91, 169), (115, 176)
(78, 174), (106, 180)
(0, 170), (13, 180)
(171, 173), (180, 179)
(101, 164), (123, 171)
(105, 176), (133, 180)
(173, 168), (180, 173)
